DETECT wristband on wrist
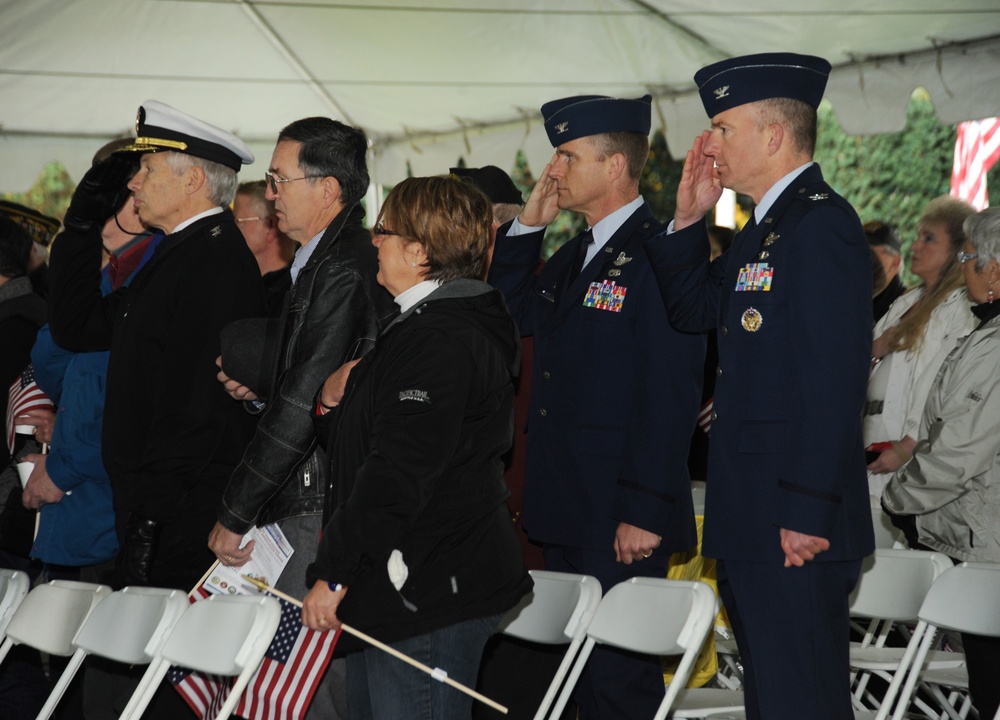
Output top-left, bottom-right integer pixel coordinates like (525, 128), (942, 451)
(328, 582), (346, 593)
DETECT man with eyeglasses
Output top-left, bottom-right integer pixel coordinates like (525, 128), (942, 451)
(233, 179), (295, 315)
(210, 116), (394, 720)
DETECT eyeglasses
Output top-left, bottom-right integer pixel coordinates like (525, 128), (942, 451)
(264, 171), (321, 194)
(373, 223), (398, 237)
(235, 216), (265, 224)
(957, 250), (979, 264)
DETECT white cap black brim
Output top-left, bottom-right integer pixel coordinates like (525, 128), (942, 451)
(118, 100), (253, 170)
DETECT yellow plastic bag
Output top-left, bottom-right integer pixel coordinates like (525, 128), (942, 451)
(662, 514), (731, 687)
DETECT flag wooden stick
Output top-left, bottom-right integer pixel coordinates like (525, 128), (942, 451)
(243, 575), (508, 715)
(189, 560), (221, 598)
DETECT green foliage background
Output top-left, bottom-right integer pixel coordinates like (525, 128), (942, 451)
(815, 90), (999, 285)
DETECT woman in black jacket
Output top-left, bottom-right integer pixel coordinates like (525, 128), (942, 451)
(303, 176), (531, 719)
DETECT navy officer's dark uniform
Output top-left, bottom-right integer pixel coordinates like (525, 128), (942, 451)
(488, 94), (703, 720)
(645, 55), (875, 720)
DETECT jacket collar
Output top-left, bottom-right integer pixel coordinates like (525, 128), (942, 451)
(385, 278), (494, 332)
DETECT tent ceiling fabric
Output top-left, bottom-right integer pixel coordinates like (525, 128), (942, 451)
(2, 0), (1000, 190)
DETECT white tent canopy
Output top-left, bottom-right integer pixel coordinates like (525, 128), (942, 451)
(2, 0), (1000, 193)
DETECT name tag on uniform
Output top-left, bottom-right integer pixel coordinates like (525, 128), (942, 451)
(583, 280), (627, 312)
(735, 263), (774, 292)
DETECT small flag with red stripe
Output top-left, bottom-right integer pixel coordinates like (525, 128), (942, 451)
(697, 398), (713, 435)
(6, 365), (55, 455)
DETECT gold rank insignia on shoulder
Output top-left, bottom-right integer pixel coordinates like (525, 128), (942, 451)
(809, 193), (829, 201)
(741, 307), (763, 332)
(613, 252), (633, 266)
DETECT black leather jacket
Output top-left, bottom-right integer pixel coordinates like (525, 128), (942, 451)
(218, 204), (396, 532)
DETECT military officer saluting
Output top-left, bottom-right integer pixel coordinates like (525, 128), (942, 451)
(488, 95), (704, 720)
(646, 54), (875, 720)
(49, 101), (266, 592)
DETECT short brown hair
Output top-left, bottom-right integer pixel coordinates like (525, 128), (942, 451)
(755, 98), (817, 156)
(590, 131), (649, 183)
(379, 176), (493, 283)
(236, 180), (275, 218)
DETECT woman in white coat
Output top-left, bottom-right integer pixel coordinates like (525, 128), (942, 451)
(865, 196), (976, 496)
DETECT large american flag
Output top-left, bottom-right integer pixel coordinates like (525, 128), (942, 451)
(6, 365), (55, 455)
(170, 586), (339, 720)
(951, 117), (1000, 211)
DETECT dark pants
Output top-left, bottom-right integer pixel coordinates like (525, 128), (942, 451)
(962, 626), (1000, 717)
(543, 543), (670, 720)
(717, 558), (862, 720)
(348, 614), (500, 720)
(474, 634), (574, 720)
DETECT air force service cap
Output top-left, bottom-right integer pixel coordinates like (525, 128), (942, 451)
(120, 100), (254, 171)
(695, 53), (831, 117)
(542, 94), (652, 147)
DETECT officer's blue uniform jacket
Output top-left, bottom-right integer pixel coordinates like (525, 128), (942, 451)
(489, 201), (703, 555)
(646, 165), (875, 563)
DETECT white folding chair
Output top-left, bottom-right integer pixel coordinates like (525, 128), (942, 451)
(670, 603), (745, 718)
(849, 548), (959, 717)
(674, 549), (955, 720)
(35, 586), (189, 720)
(120, 593), (281, 720)
(550, 577), (716, 720)
(0, 579), (111, 667)
(691, 481), (707, 516)
(495, 569), (602, 720)
(889, 562), (1000, 720)
(0, 569), (30, 642)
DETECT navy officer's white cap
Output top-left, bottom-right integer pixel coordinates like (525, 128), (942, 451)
(695, 53), (831, 116)
(120, 100), (254, 171)
(542, 94), (652, 147)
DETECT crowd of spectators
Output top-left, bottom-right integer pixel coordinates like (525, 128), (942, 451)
(2, 50), (999, 720)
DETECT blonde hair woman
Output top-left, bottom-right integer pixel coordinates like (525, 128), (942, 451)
(865, 196), (976, 495)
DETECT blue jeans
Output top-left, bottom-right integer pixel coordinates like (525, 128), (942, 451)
(348, 614), (501, 720)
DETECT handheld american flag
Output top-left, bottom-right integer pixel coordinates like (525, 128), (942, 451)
(170, 584), (338, 720)
(6, 365), (55, 455)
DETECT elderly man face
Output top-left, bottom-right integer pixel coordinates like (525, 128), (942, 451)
(127, 152), (189, 233)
